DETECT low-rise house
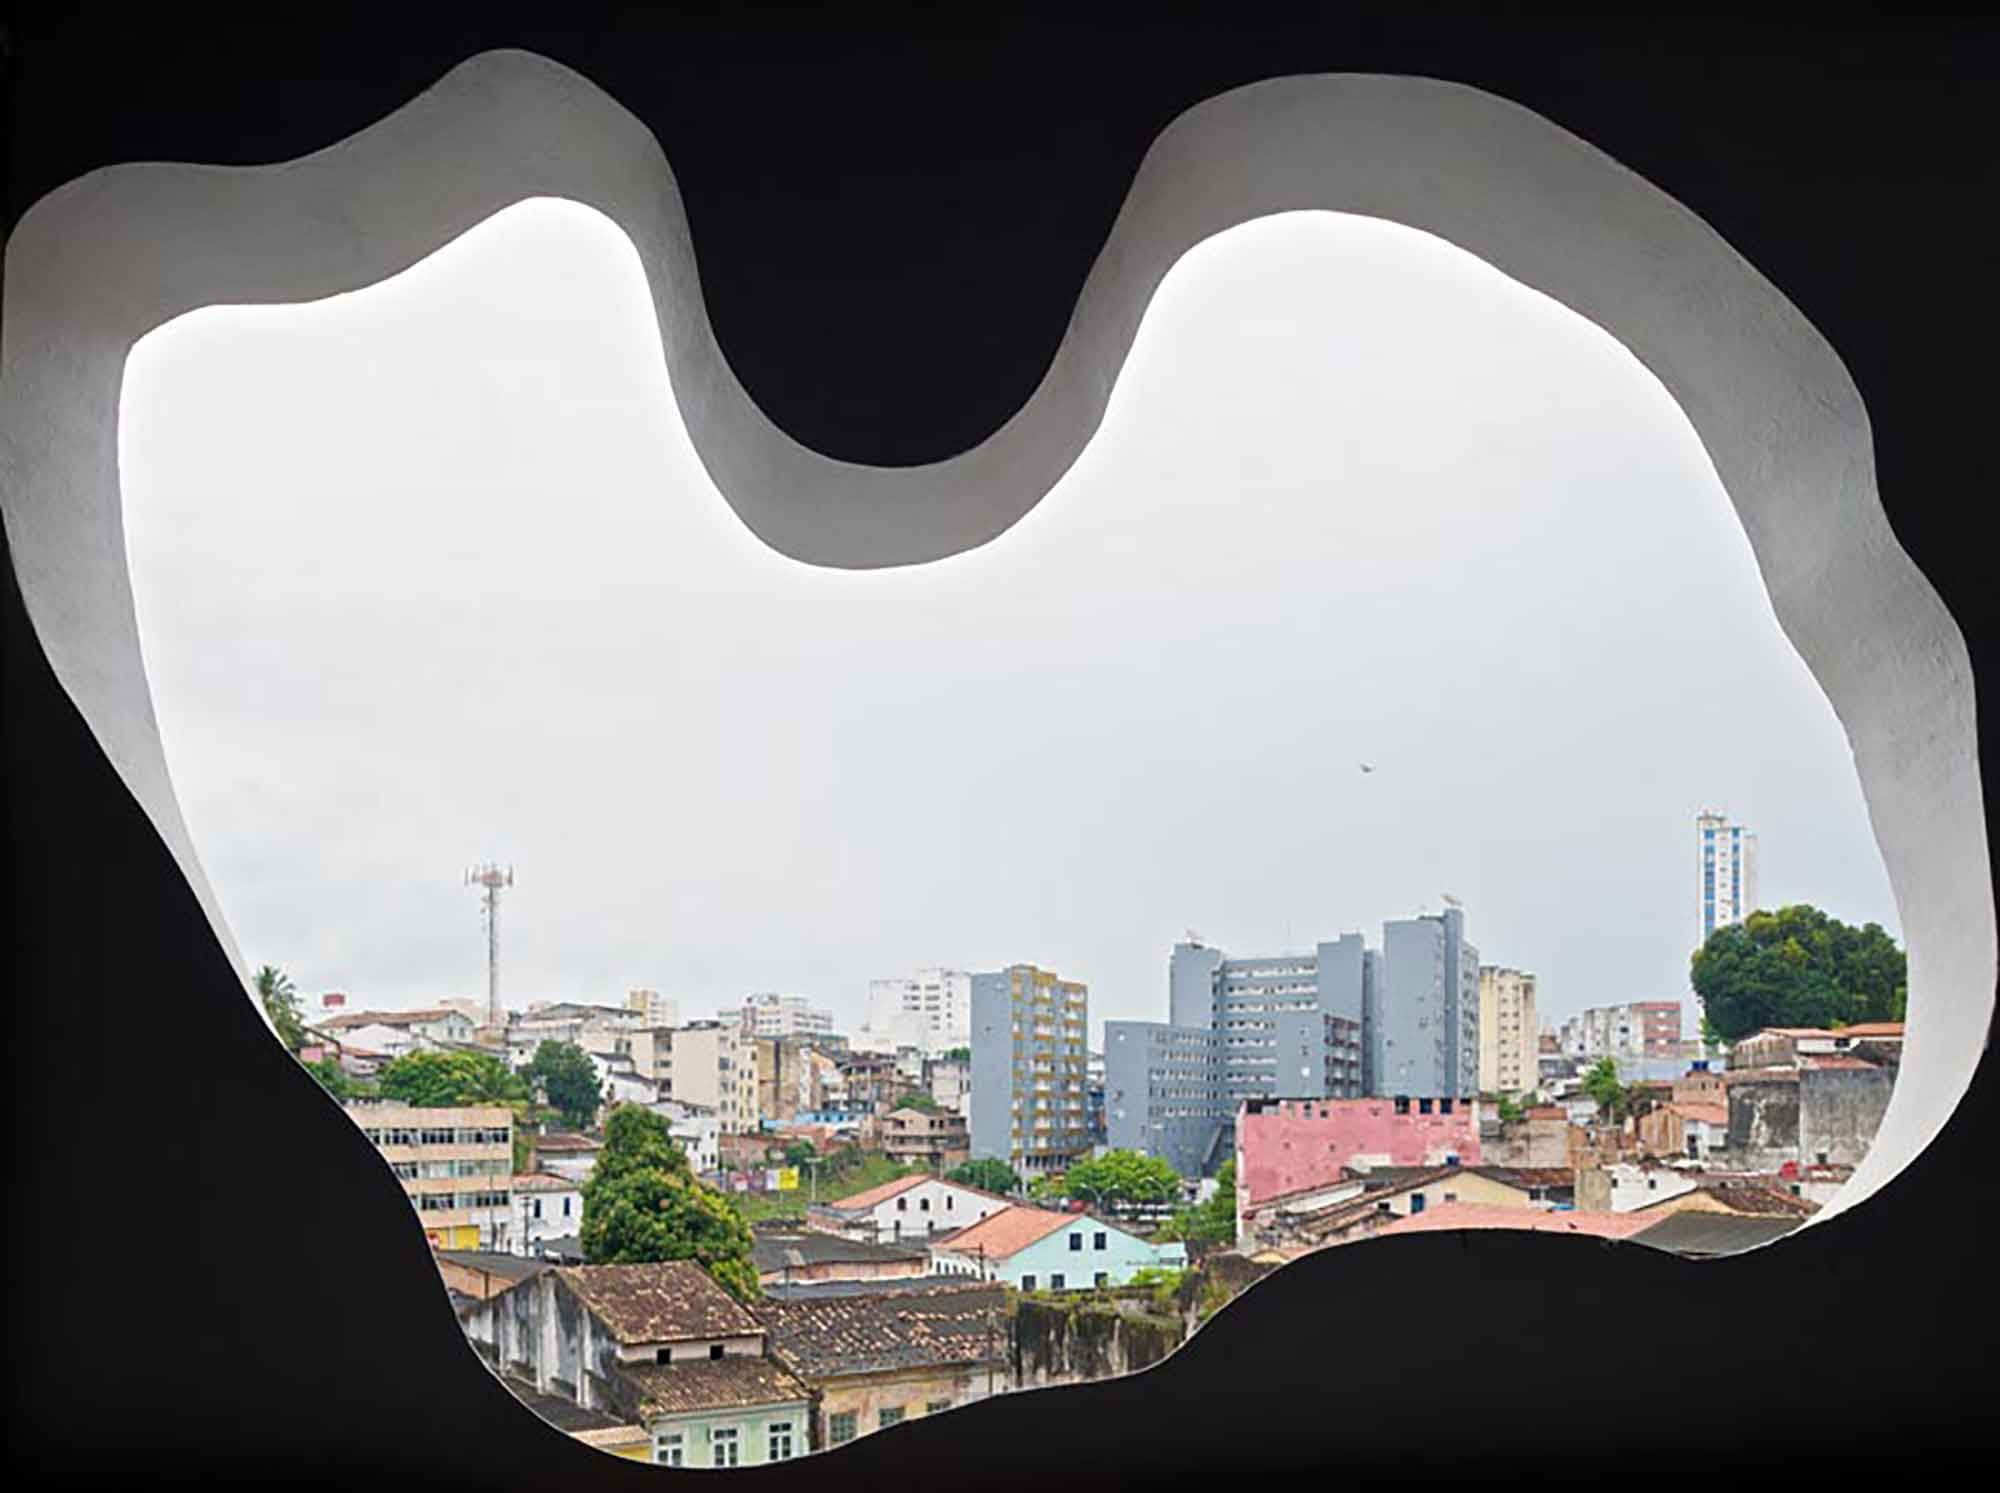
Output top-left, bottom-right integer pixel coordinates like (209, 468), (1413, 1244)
(808, 1174), (1011, 1244)
(1482, 1107), (1572, 1169)
(437, 1250), (548, 1303)
(751, 1230), (932, 1288)
(459, 1260), (812, 1468)
(511, 1172), (583, 1252)
(880, 1107), (971, 1173)
(1241, 1164), (1557, 1256)
(530, 1131), (603, 1184)
(322, 1006), (477, 1047)
(1575, 1160), (1700, 1213)
(928, 1205), (1186, 1290)
(1636, 1099), (1730, 1161)
(754, 1281), (1009, 1448)
(1626, 1177), (1817, 1224)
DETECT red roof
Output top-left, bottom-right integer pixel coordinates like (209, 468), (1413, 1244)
(1373, 1203), (1656, 1241)
(1839, 1022), (1905, 1038)
(1668, 1103), (1728, 1126)
(825, 1173), (928, 1211)
(930, 1205), (1079, 1261)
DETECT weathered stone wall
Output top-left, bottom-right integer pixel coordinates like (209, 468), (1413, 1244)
(1726, 1078), (1800, 1172)
(1800, 1065), (1895, 1168)
(1008, 1296), (1185, 1391)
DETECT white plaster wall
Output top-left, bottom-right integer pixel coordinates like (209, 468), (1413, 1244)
(0, 51), (1987, 1239)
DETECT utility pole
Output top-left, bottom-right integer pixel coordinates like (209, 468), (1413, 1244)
(466, 863), (513, 1029)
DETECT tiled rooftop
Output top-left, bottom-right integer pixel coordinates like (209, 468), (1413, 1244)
(929, 1205), (1078, 1261)
(555, 1261), (761, 1344)
(619, 1356), (812, 1416)
(1372, 1203), (1656, 1241)
(754, 1282), (1010, 1378)
(823, 1174), (929, 1212)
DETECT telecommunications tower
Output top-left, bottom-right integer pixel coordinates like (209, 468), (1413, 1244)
(466, 862), (513, 1028)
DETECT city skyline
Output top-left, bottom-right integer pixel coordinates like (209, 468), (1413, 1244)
(119, 200), (1900, 1048)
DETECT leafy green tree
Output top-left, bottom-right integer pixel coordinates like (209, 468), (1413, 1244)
(1494, 1093), (1525, 1124)
(896, 1090), (943, 1115)
(1157, 1160), (1235, 1246)
(304, 1055), (356, 1099)
(1026, 1173), (1064, 1204)
(1062, 1150), (1180, 1215)
(1691, 904), (1906, 1042)
(255, 965), (307, 1053)
(948, 1158), (1020, 1195)
(1581, 1058), (1625, 1118)
(941, 1046), (972, 1063)
(581, 1105), (760, 1301)
(782, 1139), (818, 1168)
(378, 1048), (528, 1107)
(523, 1041), (604, 1130)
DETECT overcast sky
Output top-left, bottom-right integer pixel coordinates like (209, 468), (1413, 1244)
(118, 198), (1898, 1044)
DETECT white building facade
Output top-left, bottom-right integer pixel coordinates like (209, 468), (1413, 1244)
(738, 992), (836, 1040)
(865, 968), (973, 1056)
(1697, 809), (1759, 945)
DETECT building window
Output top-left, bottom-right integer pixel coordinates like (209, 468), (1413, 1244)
(827, 1412), (857, 1445)
(709, 1343), (725, 1360)
(879, 1407), (905, 1428)
(711, 1428), (740, 1468)
(1095, 1271), (1109, 1287)
(1050, 1273), (1066, 1290)
(897, 1197), (908, 1211)
(1069, 1233), (1082, 1251)
(653, 1432), (684, 1467)
(656, 1347), (672, 1364)
(1021, 1275), (1036, 1290)
(767, 1422), (795, 1461)
(921, 1197), (931, 1211)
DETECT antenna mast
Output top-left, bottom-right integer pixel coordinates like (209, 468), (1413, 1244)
(466, 862), (514, 1028)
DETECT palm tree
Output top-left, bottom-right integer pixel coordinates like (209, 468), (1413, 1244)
(254, 964), (306, 1052)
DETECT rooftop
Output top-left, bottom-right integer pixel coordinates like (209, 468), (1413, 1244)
(533, 1133), (603, 1153)
(754, 1282), (1010, 1378)
(761, 1273), (987, 1301)
(499, 1374), (628, 1432)
(619, 1356), (812, 1417)
(436, 1251), (549, 1285)
(1629, 1211), (1806, 1257)
(823, 1174), (928, 1212)
(555, 1262), (762, 1344)
(1372, 1203), (1657, 1242)
(929, 1205), (1079, 1261)
(751, 1232), (930, 1275)
(510, 1172), (579, 1192)
(1666, 1102), (1729, 1126)
(1838, 1022), (1906, 1039)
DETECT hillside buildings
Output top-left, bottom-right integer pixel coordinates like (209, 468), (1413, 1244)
(345, 1099), (514, 1251)
(1557, 1000), (1684, 1081)
(968, 964), (1090, 1177)
(738, 993), (835, 1040)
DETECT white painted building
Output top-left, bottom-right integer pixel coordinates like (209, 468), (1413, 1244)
(510, 1172), (583, 1251)
(626, 988), (681, 1028)
(865, 968), (973, 1056)
(807, 1173), (1010, 1244)
(1594, 1161), (1701, 1213)
(650, 1102), (721, 1174)
(664, 1022), (757, 1134)
(737, 992), (836, 1040)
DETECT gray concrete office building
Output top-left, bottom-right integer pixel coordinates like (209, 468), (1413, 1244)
(1376, 907), (1480, 1100)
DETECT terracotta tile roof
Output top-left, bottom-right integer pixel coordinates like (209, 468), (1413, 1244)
(555, 1262), (762, 1344)
(824, 1173), (928, 1211)
(1802, 1055), (1880, 1071)
(753, 1282), (1009, 1378)
(619, 1356), (811, 1417)
(1372, 1203), (1657, 1241)
(1667, 1103), (1729, 1126)
(1693, 1182), (1816, 1218)
(534, 1133), (603, 1152)
(1468, 1167), (1575, 1190)
(928, 1205), (1078, 1261)
(510, 1172), (579, 1191)
(570, 1426), (649, 1451)
(499, 1374), (628, 1432)
(1838, 1022), (1905, 1038)
(1721, 1067), (1800, 1084)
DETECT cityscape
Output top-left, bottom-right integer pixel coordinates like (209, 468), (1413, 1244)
(259, 803), (1907, 1468)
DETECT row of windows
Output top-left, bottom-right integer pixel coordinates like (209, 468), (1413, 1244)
(363, 1126), (510, 1147)
(391, 1158), (510, 1180)
(414, 1190), (510, 1211)
(1019, 1272), (1109, 1290)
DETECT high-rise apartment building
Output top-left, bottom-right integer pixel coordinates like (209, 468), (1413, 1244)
(664, 1021), (758, 1134)
(737, 992), (835, 1040)
(345, 1100), (514, 1250)
(1558, 1000), (1684, 1082)
(968, 964), (1089, 1176)
(1377, 908), (1480, 1100)
(866, 968), (973, 1055)
(1696, 809), (1759, 945)
(1477, 966), (1539, 1096)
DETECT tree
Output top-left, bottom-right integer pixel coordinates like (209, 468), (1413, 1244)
(941, 1046), (972, 1063)
(255, 965), (306, 1053)
(1691, 904), (1907, 1042)
(1581, 1058), (1626, 1118)
(1026, 1173), (1064, 1204)
(524, 1041), (604, 1130)
(1156, 1160), (1235, 1247)
(304, 1055), (357, 1100)
(1494, 1093), (1525, 1124)
(948, 1158), (1019, 1195)
(1061, 1150), (1180, 1215)
(896, 1090), (942, 1115)
(581, 1105), (760, 1301)
(783, 1139), (818, 1169)
(377, 1049), (528, 1107)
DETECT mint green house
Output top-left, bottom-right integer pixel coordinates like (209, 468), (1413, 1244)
(930, 1205), (1187, 1290)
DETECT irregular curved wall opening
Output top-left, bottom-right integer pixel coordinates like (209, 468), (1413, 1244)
(0, 50), (1986, 1271)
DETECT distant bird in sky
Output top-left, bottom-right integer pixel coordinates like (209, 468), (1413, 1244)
(1359, 762), (1375, 773)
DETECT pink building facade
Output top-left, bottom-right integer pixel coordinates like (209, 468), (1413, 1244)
(1236, 1096), (1483, 1213)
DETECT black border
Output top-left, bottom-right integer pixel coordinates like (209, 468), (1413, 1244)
(6, 6), (1998, 1485)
